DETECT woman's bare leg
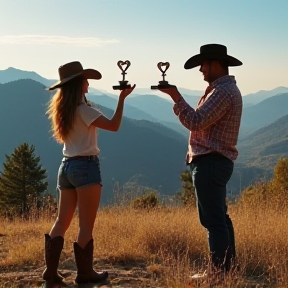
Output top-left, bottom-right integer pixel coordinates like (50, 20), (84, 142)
(50, 188), (77, 238)
(76, 184), (102, 248)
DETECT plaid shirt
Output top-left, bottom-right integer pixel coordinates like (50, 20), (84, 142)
(173, 75), (242, 163)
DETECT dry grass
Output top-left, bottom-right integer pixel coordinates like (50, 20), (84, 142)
(0, 201), (288, 287)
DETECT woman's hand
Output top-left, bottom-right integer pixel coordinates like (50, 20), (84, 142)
(119, 84), (136, 100)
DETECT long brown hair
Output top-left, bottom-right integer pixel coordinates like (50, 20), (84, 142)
(47, 77), (83, 143)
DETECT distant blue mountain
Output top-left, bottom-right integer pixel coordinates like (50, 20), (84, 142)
(240, 92), (288, 138)
(0, 67), (55, 87)
(242, 87), (288, 106)
(1, 67), (287, 139)
(1, 69), (287, 198)
(87, 94), (159, 122)
(0, 79), (188, 204)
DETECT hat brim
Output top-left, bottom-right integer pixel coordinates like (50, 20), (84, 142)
(47, 69), (102, 91)
(184, 54), (242, 70)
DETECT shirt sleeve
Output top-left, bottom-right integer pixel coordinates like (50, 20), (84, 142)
(173, 89), (231, 131)
(78, 104), (102, 127)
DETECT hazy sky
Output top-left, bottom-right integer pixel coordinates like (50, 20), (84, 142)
(0, 0), (287, 95)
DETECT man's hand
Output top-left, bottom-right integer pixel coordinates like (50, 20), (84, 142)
(158, 85), (182, 103)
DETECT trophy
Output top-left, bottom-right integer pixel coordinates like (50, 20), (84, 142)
(151, 62), (175, 89)
(113, 60), (131, 90)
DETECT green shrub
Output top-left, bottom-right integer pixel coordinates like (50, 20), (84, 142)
(130, 191), (159, 209)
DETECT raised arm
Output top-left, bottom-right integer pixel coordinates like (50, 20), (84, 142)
(173, 91), (231, 131)
(159, 86), (231, 131)
(91, 84), (136, 131)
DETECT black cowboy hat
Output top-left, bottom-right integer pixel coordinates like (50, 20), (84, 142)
(184, 44), (242, 69)
(47, 61), (102, 90)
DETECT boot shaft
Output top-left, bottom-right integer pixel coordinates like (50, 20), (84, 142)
(45, 234), (64, 254)
(73, 239), (108, 283)
(73, 239), (94, 274)
(43, 234), (64, 283)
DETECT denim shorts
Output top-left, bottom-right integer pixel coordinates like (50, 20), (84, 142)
(57, 156), (102, 190)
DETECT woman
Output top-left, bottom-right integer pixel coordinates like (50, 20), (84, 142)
(43, 61), (135, 284)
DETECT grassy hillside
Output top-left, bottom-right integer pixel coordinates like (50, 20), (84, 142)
(0, 202), (287, 287)
(228, 114), (288, 192)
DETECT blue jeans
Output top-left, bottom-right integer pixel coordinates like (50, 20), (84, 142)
(57, 156), (102, 190)
(190, 153), (235, 271)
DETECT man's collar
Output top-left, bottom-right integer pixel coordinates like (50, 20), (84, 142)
(211, 75), (235, 87)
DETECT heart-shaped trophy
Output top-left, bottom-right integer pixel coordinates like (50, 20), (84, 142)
(113, 60), (131, 90)
(151, 62), (175, 89)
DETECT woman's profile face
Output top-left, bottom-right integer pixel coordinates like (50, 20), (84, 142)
(82, 79), (89, 94)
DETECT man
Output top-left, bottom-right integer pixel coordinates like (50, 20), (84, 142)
(158, 44), (243, 276)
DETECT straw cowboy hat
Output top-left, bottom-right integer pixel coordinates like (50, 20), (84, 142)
(47, 61), (102, 90)
(184, 44), (242, 69)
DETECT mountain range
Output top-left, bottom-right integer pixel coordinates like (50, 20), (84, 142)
(1, 67), (287, 139)
(239, 92), (288, 138)
(0, 67), (287, 201)
(242, 86), (288, 106)
(0, 79), (188, 204)
(238, 114), (288, 168)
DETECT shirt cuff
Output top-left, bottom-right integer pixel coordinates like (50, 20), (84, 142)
(173, 97), (188, 116)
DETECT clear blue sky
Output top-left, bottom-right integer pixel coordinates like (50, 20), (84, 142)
(0, 0), (287, 95)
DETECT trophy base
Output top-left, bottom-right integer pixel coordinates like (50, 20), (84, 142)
(151, 83), (175, 90)
(113, 81), (131, 90)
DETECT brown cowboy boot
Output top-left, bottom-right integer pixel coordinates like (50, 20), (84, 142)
(42, 234), (64, 283)
(73, 239), (108, 283)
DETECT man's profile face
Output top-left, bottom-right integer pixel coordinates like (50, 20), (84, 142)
(199, 60), (211, 82)
(199, 60), (219, 83)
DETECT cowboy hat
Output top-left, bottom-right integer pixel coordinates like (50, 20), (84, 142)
(184, 44), (242, 69)
(47, 61), (102, 90)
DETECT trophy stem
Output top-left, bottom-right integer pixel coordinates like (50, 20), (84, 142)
(113, 60), (131, 90)
(151, 61), (174, 90)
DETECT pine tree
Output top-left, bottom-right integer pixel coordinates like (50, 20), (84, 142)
(176, 170), (196, 206)
(0, 143), (48, 216)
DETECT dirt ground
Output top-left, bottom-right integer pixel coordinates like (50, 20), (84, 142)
(0, 266), (273, 288)
(0, 260), (165, 288)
